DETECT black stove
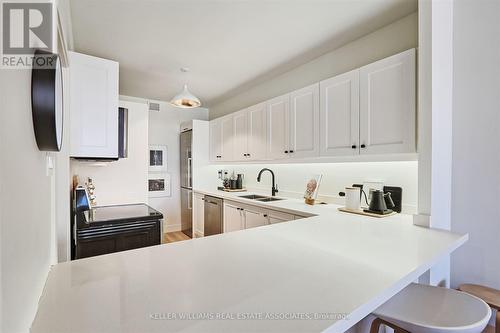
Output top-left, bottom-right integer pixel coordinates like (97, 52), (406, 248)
(73, 204), (163, 260)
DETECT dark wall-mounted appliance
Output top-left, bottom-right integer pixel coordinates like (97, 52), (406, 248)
(31, 49), (64, 151)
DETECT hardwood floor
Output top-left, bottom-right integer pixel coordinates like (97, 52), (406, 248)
(163, 231), (191, 244)
(483, 325), (495, 333)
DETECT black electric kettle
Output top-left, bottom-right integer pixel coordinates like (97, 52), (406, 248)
(365, 190), (395, 214)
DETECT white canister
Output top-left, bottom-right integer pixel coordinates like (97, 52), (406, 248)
(345, 187), (361, 210)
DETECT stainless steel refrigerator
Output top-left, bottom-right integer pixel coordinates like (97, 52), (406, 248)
(180, 130), (193, 237)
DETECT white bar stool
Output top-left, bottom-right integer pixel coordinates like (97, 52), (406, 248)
(369, 283), (492, 333)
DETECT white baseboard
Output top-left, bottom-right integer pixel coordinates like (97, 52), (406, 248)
(164, 223), (181, 233)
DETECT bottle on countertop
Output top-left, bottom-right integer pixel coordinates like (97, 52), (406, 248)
(236, 174), (244, 189)
(223, 171), (230, 189)
(230, 171), (238, 190)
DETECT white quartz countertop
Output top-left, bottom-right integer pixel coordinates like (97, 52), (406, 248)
(32, 189), (467, 333)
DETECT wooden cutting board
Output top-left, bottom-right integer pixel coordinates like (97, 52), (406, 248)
(338, 207), (397, 218)
(222, 188), (247, 192)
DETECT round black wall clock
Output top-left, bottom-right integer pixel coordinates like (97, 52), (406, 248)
(31, 49), (64, 152)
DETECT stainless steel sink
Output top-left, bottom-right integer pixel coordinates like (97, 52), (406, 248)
(238, 194), (284, 202)
(238, 194), (267, 200)
(256, 197), (283, 202)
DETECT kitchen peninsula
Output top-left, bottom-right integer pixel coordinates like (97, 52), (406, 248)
(32, 195), (466, 333)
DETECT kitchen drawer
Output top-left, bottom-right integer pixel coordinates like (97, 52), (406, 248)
(76, 220), (161, 259)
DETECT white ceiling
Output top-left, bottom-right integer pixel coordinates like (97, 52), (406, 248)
(69, 0), (417, 107)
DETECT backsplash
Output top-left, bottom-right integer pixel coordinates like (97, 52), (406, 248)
(205, 161), (418, 214)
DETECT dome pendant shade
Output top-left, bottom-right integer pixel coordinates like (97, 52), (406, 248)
(170, 84), (201, 108)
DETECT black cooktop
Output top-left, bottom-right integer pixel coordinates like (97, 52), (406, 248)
(76, 203), (163, 229)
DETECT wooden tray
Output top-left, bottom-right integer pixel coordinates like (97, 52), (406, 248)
(338, 207), (397, 218)
(222, 188), (247, 192)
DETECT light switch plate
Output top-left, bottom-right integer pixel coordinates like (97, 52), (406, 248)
(46, 153), (54, 176)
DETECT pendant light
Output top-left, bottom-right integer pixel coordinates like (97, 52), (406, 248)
(170, 67), (201, 108)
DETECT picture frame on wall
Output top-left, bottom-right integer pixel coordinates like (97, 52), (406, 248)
(149, 145), (167, 172)
(148, 173), (171, 198)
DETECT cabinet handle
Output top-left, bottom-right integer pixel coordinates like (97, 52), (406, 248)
(289, 150), (294, 153)
(247, 153), (250, 157)
(360, 144), (366, 148)
(263, 214), (268, 217)
(284, 150), (289, 154)
(351, 145), (357, 149)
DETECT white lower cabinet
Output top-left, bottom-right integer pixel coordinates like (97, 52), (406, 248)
(223, 201), (297, 231)
(223, 203), (245, 233)
(193, 193), (205, 237)
(244, 207), (268, 229)
(268, 210), (294, 224)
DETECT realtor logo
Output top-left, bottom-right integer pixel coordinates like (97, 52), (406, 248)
(2, 2), (52, 55)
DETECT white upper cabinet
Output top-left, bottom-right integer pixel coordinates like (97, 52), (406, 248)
(209, 49), (416, 163)
(209, 118), (222, 161)
(320, 69), (360, 156)
(266, 94), (290, 159)
(69, 52), (119, 158)
(220, 115), (235, 161)
(232, 110), (248, 160)
(246, 102), (267, 160)
(359, 49), (416, 154)
(289, 83), (320, 158)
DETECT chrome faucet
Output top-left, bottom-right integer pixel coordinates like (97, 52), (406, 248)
(257, 168), (278, 196)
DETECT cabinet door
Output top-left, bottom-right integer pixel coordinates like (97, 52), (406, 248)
(223, 204), (243, 233)
(193, 193), (204, 237)
(220, 115), (235, 161)
(116, 223), (160, 252)
(76, 221), (160, 259)
(359, 49), (416, 154)
(69, 52), (119, 158)
(209, 119), (222, 162)
(243, 208), (268, 229)
(268, 210), (294, 224)
(320, 70), (360, 156)
(233, 111), (248, 161)
(247, 102), (267, 160)
(289, 83), (320, 158)
(266, 94), (289, 159)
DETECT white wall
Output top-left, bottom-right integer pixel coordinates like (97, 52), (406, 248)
(147, 100), (209, 232)
(0, 71), (56, 333)
(70, 100), (149, 205)
(204, 161), (418, 214)
(450, 0), (500, 291)
(209, 12), (417, 119)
